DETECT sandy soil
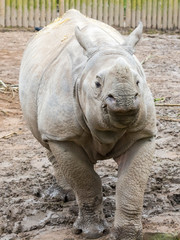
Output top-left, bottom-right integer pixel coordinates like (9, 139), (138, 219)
(0, 30), (179, 240)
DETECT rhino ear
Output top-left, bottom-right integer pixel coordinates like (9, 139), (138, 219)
(126, 22), (143, 48)
(75, 26), (97, 57)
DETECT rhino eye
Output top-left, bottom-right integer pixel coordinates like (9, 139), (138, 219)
(95, 81), (101, 88)
(136, 80), (140, 86)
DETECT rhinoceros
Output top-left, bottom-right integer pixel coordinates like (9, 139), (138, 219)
(19, 9), (156, 240)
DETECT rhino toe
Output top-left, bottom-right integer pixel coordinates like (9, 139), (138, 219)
(73, 217), (109, 239)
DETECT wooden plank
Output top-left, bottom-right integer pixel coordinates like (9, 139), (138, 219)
(141, 0), (146, 28)
(23, 0), (28, 27)
(59, 0), (64, 16)
(136, 0), (141, 26)
(92, 0), (97, 19)
(173, 0), (178, 28)
(17, 0), (22, 27)
(178, 0), (180, 29)
(51, 0), (57, 21)
(29, 0), (34, 27)
(34, 0), (40, 27)
(46, 0), (51, 24)
(11, 0), (16, 27)
(65, 0), (69, 12)
(5, 0), (11, 26)
(109, 0), (114, 25)
(162, 0), (167, 30)
(0, 0), (5, 27)
(69, 0), (75, 9)
(125, 0), (131, 27)
(75, 0), (80, 11)
(152, 0), (157, 28)
(40, 0), (46, 26)
(87, 0), (92, 18)
(114, 0), (119, 26)
(97, 0), (103, 21)
(147, 0), (152, 28)
(119, 0), (124, 27)
(157, 0), (162, 29)
(103, 0), (108, 24)
(81, 0), (86, 15)
(131, 0), (136, 28)
(168, 0), (173, 29)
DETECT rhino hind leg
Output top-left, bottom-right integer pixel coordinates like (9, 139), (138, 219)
(49, 141), (108, 239)
(47, 150), (75, 202)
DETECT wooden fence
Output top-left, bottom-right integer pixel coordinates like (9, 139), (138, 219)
(0, 0), (180, 30)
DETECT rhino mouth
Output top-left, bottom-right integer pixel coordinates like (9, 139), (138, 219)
(102, 101), (139, 128)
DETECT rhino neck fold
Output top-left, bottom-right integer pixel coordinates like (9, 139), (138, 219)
(73, 77), (90, 134)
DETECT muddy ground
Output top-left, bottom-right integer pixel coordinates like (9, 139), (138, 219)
(0, 30), (179, 240)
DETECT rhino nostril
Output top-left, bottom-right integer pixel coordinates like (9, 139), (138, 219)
(107, 94), (115, 99)
(134, 93), (138, 99)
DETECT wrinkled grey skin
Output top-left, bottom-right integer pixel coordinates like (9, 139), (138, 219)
(19, 10), (157, 240)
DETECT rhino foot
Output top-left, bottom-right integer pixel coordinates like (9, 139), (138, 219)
(110, 225), (143, 240)
(73, 215), (109, 239)
(44, 185), (75, 202)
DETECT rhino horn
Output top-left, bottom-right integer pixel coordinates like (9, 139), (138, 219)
(126, 22), (143, 48)
(75, 26), (98, 57)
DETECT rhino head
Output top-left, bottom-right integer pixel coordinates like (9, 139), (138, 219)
(75, 23), (146, 132)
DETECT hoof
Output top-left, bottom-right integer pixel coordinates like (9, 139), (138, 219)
(44, 185), (75, 202)
(73, 217), (109, 239)
(110, 225), (143, 240)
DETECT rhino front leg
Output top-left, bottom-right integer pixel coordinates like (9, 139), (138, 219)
(49, 141), (108, 239)
(112, 138), (155, 240)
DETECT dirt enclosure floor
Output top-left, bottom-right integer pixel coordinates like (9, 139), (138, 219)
(0, 30), (180, 240)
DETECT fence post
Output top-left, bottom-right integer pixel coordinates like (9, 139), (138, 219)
(178, 0), (180, 29)
(46, 0), (52, 24)
(0, 0), (5, 27)
(51, 0), (57, 20)
(17, 0), (22, 27)
(40, 0), (46, 26)
(29, 0), (34, 27)
(76, 0), (80, 11)
(119, 0), (124, 27)
(147, 0), (152, 28)
(114, 0), (119, 26)
(173, 0), (178, 29)
(92, 0), (97, 19)
(131, 0), (136, 28)
(69, 0), (75, 9)
(168, 0), (173, 30)
(157, 0), (162, 29)
(152, 0), (157, 29)
(162, 0), (167, 30)
(81, 0), (86, 15)
(103, 0), (108, 24)
(136, 0), (141, 26)
(11, 0), (17, 27)
(34, 0), (40, 27)
(87, 0), (92, 18)
(59, 0), (64, 16)
(126, 0), (131, 27)
(97, 0), (103, 22)
(109, 0), (114, 25)
(141, 0), (146, 28)
(23, 0), (28, 27)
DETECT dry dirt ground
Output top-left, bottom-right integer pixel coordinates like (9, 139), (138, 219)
(0, 30), (179, 240)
